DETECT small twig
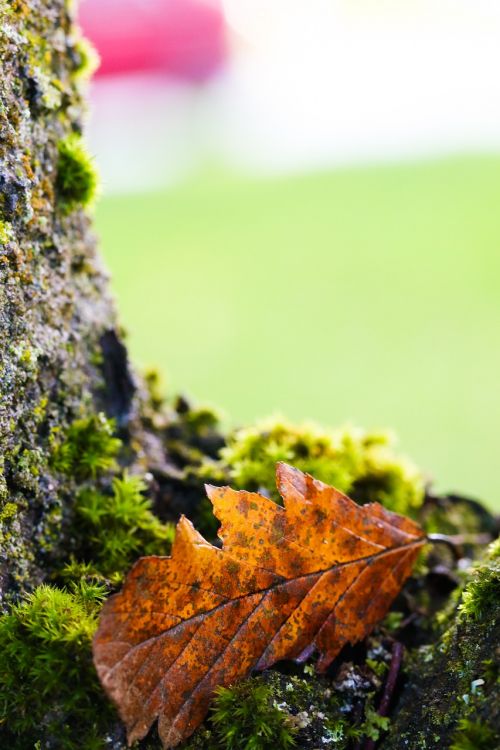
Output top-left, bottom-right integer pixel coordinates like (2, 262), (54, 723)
(396, 612), (418, 631)
(426, 533), (463, 560)
(427, 532), (492, 561)
(362, 641), (404, 750)
(377, 642), (404, 717)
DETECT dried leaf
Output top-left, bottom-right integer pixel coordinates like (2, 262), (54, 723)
(93, 463), (425, 748)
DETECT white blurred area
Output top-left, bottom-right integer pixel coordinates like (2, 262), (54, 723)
(87, 0), (500, 193)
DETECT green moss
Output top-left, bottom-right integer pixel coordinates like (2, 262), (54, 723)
(210, 678), (297, 750)
(457, 558), (500, 623)
(71, 36), (100, 80)
(50, 412), (121, 480)
(166, 397), (224, 470)
(32, 395), (48, 422)
(144, 367), (166, 413)
(0, 220), (13, 244)
(0, 499), (21, 548)
(366, 657), (389, 678)
(185, 666), (393, 750)
(11, 447), (45, 492)
(73, 473), (175, 579)
(381, 611), (405, 633)
(0, 583), (113, 749)
(481, 657), (499, 684)
(55, 134), (98, 213)
(49, 411), (174, 580)
(317, 693), (391, 748)
(355, 703), (390, 743)
(0, 501), (17, 523)
(214, 418), (424, 515)
(182, 405), (221, 435)
(487, 536), (500, 560)
(383, 546), (500, 749)
(450, 718), (498, 750)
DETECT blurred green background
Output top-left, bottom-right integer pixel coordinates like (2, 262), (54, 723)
(96, 154), (500, 508)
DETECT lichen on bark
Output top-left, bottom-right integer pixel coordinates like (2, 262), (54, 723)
(0, 0), (170, 604)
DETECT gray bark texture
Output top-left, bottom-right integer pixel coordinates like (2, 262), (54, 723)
(0, 0), (172, 603)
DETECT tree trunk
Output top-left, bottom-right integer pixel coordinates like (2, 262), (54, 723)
(0, 0), (171, 602)
(0, 3), (498, 749)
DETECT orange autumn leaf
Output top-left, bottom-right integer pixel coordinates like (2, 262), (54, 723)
(93, 463), (425, 748)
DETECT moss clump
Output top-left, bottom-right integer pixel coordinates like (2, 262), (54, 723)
(0, 220), (13, 244)
(49, 411), (174, 581)
(0, 501), (17, 523)
(50, 413), (121, 480)
(165, 395), (224, 471)
(73, 473), (175, 580)
(0, 500), (22, 551)
(487, 536), (500, 559)
(356, 704), (390, 743)
(70, 36), (100, 80)
(55, 134), (98, 213)
(185, 664), (395, 750)
(0, 582), (113, 749)
(450, 718), (498, 750)
(457, 555), (500, 623)
(214, 419), (424, 515)
(210, 678), (298, 750)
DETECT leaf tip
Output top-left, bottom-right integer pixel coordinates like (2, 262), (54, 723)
(205, 483), (226, 514)
(276, 461), (308, 499)
(174, 514), (209, 549)
(204, 483), (218, 499)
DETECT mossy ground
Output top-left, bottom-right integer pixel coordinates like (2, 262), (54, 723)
(1, 391), (497, 749)
(0, 582), (113, 749)
(382, 543), (500, 750)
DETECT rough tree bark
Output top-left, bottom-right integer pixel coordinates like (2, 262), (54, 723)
(0, 2), (498, 750)
(0, 0), (173, 602)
